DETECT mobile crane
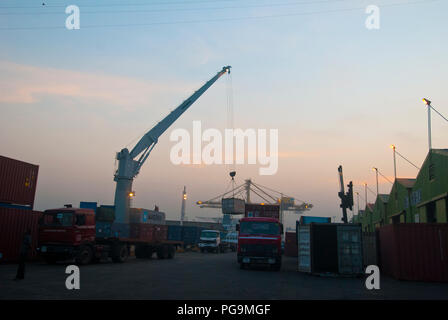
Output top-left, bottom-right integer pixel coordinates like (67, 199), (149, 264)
(114, 66), (231, 223)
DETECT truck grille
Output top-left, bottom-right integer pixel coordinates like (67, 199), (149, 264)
(241, 244), (276, 256)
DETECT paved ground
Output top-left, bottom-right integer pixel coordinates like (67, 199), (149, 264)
(1, 251), (448, 300)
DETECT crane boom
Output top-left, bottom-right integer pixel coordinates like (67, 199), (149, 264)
(113, 66), (231, 223)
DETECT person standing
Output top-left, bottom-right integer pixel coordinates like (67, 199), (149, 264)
(15, 229), (31, 280)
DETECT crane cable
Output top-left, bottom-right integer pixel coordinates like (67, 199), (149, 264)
(226, 70), (234, 170)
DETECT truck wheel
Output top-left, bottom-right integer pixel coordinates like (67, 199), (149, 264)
(167, 245), (175, 259)
(112, 244), (128, 263)
(135, 245), (146, 259)
(75, 246), (93, 265)
(156, 247), (166, 259)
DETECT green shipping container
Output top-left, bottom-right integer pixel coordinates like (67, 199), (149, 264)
(96, 206), (115, 222)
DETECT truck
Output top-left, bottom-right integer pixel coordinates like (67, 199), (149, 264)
(38, 207), (182, 265)
(198, 229), (228, 253)
(236, 217), (283, 271)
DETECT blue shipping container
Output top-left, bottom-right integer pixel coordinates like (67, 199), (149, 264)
(167, 225), (183, 241)
(300, 216), (332, 225)
(111, 222), (130, 238)
(80, 201), (97, 213)
(96, 221), (112, 238)
(182, 226), (202, 246)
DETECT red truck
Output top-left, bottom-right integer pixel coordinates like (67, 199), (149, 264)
(38, 207), (181, 265)
(236, 217), (283, 271)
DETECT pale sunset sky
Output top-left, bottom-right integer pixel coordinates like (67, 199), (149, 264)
(1, 0), (447, 229)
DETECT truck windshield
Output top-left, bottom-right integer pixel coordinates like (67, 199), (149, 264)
(201, 231), (218, 238)
(42, 212), (74, 227)
(240, 221), (280, 235)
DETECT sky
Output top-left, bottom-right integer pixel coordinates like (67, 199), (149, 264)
(1, 0), (447, 230)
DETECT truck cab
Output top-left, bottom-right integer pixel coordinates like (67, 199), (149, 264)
(237, 217), (283, 271)
(198, 230), (224, 253)
(38, 208), (96, 264)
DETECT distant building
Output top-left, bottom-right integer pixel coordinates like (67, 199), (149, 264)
(360, 148), (448, 232)
(411, 149), (448, 223)
(387, 178), (415, 224)
(372, 194), (389, 229)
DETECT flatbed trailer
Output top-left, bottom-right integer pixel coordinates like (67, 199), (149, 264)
(38, 208), (183, 265)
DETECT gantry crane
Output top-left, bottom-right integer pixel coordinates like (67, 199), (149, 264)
(113, 66), (231, 223)
(196, 178), (313, 214)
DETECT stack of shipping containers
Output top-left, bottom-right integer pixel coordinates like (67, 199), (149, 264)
(0, 155), (41, 262)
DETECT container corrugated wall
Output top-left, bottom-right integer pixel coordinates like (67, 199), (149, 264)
(130, 224), (168, 242)
(0, 155), (39, 207)
(362, 232), (378, 267)
(379, 223), (448, 282)
(0, 208), (42, 262)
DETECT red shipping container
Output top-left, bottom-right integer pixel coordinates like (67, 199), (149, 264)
(379, 224), (448, 282)
(0, 208), (42, 262)
(130, 224), (167, 242)
(284, 232), (298, 257)
(0, 155), (39, 207)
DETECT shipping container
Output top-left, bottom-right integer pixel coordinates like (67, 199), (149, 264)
(245, 204), (280, 220)
(0, 155), (39, 208)
(111, 222), (130, 238)
(95, 221), (112, 238)
(167, 225), (183, 241)
(222, 198), (245, 215)
(0, 207), (42, 262)
(182, 226), (203, 247)
(284, 232), (298, 257)
(130, 224), (168, 242)
(379, 223), (448, 282)
(362, 232), (378, 267)
(96, 205), (115, 222)
(129, 208), (166, 224)
(299, 216), (331, 225)
(297, 222), (363, 275)
(80, 202), (97, 213)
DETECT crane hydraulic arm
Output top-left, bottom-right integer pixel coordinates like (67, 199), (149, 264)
(113, 66), (231, 223)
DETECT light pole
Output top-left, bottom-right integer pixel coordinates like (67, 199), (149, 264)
(390, 145), (397, 180)
(423, 98), (432, 150)
(355, 191), (360, 214)
(364, 183), (368, 207)
(372, 167), (379, 196)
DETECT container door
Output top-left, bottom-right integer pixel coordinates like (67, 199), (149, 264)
(298, 225), (311, 272)
(337, 225), (363, 274)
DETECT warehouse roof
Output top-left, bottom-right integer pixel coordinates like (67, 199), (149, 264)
(396, 178), (416, 189)
(432, 149), (448, 157)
